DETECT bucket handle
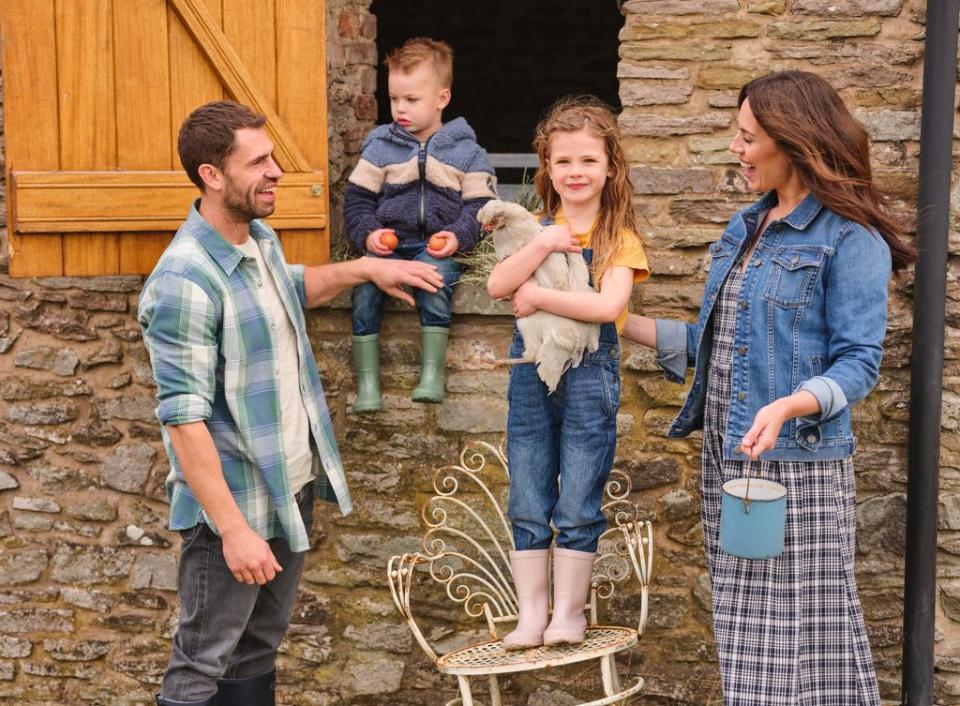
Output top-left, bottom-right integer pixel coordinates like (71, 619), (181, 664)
(741, 460), (757, 514)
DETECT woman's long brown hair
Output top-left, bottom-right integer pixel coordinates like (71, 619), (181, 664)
(740, 71), (915, 273)
(532, 95), (639, 284)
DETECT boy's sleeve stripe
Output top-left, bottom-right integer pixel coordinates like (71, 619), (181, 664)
(462, 171), (498, 200)
(347, 158), (385, 193)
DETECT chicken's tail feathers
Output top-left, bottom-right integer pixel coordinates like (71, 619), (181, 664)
(587, 324), (601, 353)
(534, 337), (580, 394)
(535, 356), (568, 394)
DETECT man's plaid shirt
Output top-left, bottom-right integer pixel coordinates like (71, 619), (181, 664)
(138, 203), (351, 552)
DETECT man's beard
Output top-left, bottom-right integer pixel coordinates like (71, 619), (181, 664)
(223, 179), (275, 222)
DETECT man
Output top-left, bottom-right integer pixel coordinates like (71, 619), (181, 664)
(139, 101), (443, 706)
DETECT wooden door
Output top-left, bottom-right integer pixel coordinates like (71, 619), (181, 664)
(0, 0), (330, 277)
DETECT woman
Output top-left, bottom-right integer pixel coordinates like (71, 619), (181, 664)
(624, 71), (914, 705)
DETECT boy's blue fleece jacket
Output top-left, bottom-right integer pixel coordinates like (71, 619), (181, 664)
(343, 117), (497, 253)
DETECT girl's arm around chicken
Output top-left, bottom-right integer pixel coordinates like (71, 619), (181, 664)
(512, 265), (634, 323)
(486, 225), (582, 300)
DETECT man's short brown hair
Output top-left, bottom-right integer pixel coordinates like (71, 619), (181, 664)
(384, 37), (454, 89)
(177, 101), (266, 191)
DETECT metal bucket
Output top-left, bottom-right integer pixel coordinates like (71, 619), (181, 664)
(719, 471), (787, 560)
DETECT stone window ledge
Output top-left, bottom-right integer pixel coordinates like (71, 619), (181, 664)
(320, 281), (512, 317)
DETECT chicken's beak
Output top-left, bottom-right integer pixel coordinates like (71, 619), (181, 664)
(481, 217), (502, 233)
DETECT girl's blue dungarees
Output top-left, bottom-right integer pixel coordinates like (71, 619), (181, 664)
(506, 243), (621, 553)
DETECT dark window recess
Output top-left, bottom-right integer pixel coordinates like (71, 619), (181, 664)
(370, 0), (622, 158)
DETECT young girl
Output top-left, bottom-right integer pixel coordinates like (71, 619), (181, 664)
(487, 96), (649, 649)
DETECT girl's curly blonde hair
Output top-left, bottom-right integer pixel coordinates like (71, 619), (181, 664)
(532, 95), (639, 284)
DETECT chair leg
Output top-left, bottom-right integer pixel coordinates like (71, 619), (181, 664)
(457, 676), (474, 706)
(488, 674), (502, 706)
(601, 655), (625, 704)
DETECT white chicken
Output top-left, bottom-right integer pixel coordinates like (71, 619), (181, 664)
(478, 200), (600, 393)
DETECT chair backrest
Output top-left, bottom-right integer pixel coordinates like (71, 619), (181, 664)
(387, 440), (652, 651)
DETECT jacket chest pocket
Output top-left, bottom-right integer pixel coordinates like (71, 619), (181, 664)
(763, 251), (824, 307)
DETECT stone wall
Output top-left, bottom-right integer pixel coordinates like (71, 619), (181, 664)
(327, 0), (379, 245)
(0, 1), (957, 705)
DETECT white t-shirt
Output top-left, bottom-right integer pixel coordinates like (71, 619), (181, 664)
(236, 236), (314, 494)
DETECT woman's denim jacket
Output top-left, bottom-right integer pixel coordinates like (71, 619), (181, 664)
(655, 191), (892, 462)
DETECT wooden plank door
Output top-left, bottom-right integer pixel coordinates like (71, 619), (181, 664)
(0, 0), (330, 277)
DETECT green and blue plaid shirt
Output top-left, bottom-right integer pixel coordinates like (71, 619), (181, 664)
(138, 202), (351, 552)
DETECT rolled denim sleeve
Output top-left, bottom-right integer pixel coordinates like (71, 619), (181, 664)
(138, 273), (218, 425)
(655, 318), (696, 383)
(808, 223), (891, 421)
(795, 375), (849, 424)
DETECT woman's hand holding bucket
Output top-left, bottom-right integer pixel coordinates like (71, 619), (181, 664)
(740, 390), (821, 460)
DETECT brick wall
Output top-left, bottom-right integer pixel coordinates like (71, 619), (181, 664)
(0, 1), (957, 704)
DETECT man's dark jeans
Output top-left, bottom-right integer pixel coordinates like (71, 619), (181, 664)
(159, 484), (314, 702)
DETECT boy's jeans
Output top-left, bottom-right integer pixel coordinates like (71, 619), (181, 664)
(351, 242), (461, 335)
(159, 484), (314, 702)
(506, 325), (621, 553)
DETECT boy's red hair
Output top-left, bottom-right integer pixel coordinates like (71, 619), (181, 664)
(384, 37), (454, 89)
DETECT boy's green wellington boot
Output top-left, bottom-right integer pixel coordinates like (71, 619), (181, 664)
(351, 334), (383, 413)
(411, 326), (449, 404)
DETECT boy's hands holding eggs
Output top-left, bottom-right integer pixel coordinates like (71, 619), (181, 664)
(367, 228), (398, 256)
(427, 230), (458, 258)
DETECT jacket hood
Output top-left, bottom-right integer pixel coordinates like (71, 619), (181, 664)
(362, 116), (478, 150)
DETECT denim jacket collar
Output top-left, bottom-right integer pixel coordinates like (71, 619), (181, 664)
(737, 190), (824, 235)
(782, 192), (824, 230)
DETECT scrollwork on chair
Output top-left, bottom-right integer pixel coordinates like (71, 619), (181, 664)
(589, 469), (653, 633)
(387, 553), (439, 662)
(418, 440), (518, 632)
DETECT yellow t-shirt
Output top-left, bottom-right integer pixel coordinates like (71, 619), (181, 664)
(553, 210), (650, 334)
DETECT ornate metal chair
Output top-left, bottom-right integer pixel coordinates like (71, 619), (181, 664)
(387, 440), (654, 706)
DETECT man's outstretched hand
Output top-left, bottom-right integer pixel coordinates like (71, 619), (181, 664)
(367, 258), (444, 306)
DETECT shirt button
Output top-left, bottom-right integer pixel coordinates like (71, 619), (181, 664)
(258, 280), (264, 287)
(737, 391), (746, 401)
(737, 346), (747, 355)
(753, 259), (762, 267)
(738, 300), (748, 310)
(806, 434), (817, 444)
(271, 323), (277, 330)
(275, 368), (280, 376)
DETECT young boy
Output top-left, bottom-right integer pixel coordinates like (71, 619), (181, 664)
(344, 37), (497, 411)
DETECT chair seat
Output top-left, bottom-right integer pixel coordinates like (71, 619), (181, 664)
(435, 626), (638, 676)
